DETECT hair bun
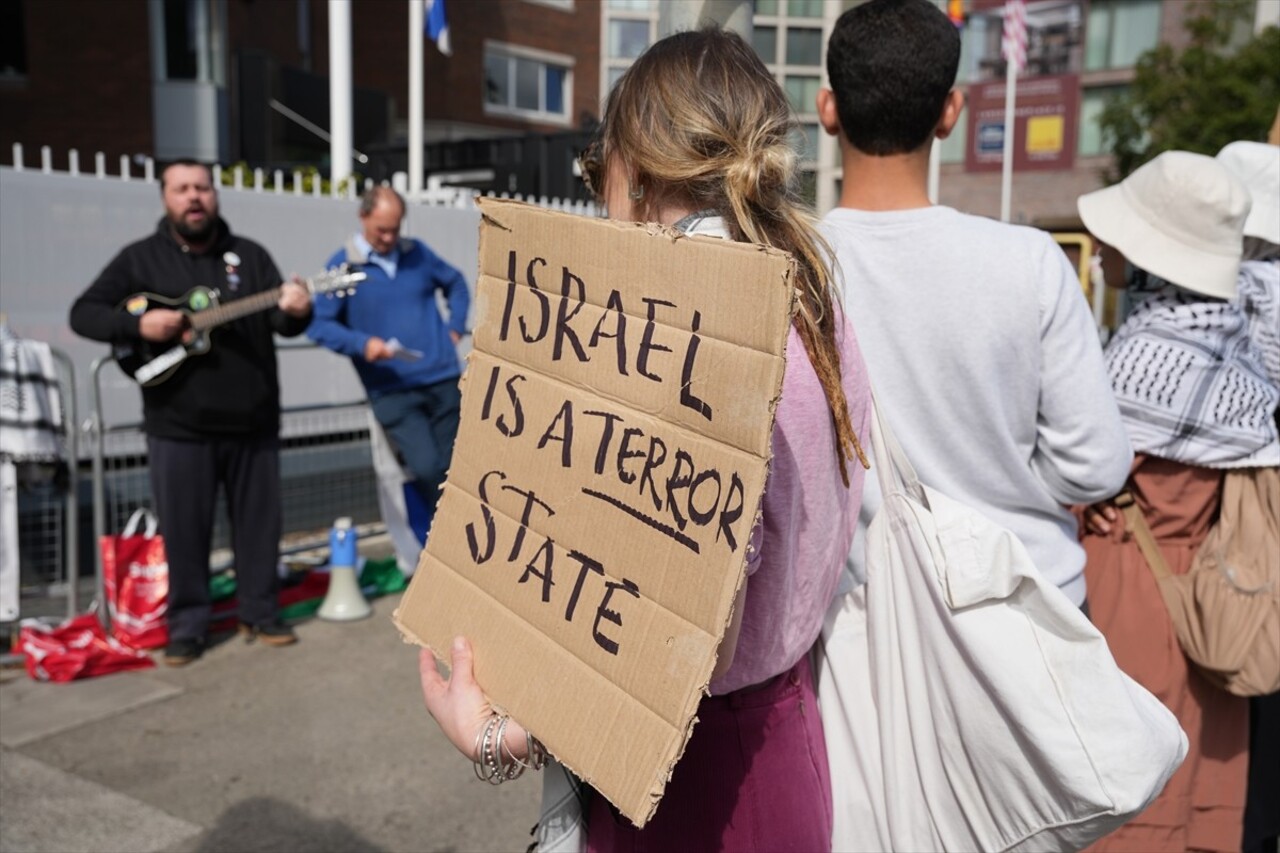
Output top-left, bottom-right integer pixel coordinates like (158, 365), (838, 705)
(725, 142), (793, 207)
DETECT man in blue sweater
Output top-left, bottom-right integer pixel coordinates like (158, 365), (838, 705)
(309, 187), (470, 537)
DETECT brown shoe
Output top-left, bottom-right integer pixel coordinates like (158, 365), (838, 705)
(238, 622), (298, 647)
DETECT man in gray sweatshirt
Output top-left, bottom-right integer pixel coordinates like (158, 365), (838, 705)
(818, 0), (1132, 606)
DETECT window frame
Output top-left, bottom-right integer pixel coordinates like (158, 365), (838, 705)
(1084, 0), (1162, 72)
(482, 40), (575, 125)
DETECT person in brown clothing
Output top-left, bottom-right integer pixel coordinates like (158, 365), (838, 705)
(1075, 151), (1278, 852)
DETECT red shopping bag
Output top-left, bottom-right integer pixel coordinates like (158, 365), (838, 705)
(18, 613), (155, 682)
(100, 509), (168, 649)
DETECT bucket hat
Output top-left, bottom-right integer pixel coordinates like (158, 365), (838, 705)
(1216, 140), (1280, 245)
(1078, 150), (1250, 299)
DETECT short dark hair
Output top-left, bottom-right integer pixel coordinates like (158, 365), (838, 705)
(826, 0), (961, 156)
(159, 158), (213, 191)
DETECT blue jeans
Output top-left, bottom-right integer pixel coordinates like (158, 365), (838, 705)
(369, 379), (462, 532)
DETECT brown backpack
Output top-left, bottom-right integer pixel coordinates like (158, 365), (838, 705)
(1117, 466), (1280, 697)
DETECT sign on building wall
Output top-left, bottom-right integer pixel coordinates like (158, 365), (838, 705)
(962, 0), (1084, 173)
(966, 73), (1081, 172)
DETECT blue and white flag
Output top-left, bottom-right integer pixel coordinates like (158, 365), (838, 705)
(424, 0), (451, 56)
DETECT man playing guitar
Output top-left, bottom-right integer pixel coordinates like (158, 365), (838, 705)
(69, 159), (312, 665)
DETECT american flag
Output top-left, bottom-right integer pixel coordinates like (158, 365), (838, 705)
(1002, 0), (1028, 74)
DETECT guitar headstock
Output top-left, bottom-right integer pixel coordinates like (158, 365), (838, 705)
(307, 265), (368, 298)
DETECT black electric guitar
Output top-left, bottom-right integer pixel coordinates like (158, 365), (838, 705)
(114, 266), (367, 386)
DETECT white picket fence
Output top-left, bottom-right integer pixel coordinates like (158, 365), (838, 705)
(8, 143), (600, 217)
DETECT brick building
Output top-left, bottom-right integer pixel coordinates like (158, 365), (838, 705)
(1, 0), (1274, 216)
(603, 0), (1277, 224)
(0, 0), (600, 188)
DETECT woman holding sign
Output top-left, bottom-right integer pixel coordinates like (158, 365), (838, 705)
(419, 27), (870, 852)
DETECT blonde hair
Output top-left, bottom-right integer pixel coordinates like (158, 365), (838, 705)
(599, 27), (867, 483)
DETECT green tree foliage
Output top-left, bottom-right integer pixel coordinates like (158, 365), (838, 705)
(1099, 0), (1280, 183)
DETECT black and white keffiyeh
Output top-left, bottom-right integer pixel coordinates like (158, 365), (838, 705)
(0, 325), (64, 463)
(1105, 282), (1279, 468)
(1236, 259), (1280, 388)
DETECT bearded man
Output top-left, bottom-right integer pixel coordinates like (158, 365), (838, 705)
(70, 159), (313, 665)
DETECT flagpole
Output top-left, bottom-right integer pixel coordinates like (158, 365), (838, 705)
(928, 137), (941, 204)
(328, 0), (353, 191)
(1000, 55), (1015, 222)
(409, 0), (424, 200)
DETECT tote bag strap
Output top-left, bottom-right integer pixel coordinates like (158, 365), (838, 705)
(869, 389), (928, 509)
(121, 507), (159, 539)
(1113, 491), (1173, 582)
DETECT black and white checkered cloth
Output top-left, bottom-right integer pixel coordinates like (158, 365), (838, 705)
(1237, 259), (1280, 389)
(1105, 282), (1279, 469)
(0, 325), (64, 463)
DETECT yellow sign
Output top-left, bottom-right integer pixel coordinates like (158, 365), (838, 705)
(1026, 115), (1065, 154)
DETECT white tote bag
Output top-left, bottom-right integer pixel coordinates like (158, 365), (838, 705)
(817, 400), (1188, 852)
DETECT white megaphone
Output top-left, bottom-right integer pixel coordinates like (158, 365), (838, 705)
(318, 517), (372, 621)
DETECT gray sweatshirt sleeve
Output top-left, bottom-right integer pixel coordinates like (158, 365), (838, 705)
(1029, 237), (1133, 504)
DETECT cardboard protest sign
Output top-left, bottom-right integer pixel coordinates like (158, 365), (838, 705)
(393, 198), (796, 826)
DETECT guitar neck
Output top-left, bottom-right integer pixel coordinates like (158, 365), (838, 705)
(188, 284), (288, 332)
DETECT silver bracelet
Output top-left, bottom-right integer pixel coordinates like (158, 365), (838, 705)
(471, 713), (546, 784)
(472, 714), (503, 784)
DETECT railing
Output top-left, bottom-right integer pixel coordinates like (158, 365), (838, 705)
(0, 343), (78, 654)
(86, 341), (386, 628)
(8, 142), (600, 216)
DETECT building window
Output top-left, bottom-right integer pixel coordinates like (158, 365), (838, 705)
(153, 0), (226, 84)
(785, 27), (823, 65)
(525, 0), (574, 8)
(1085, 0), (1161, 71)
(787, 0), (824, 19)
(609, 18), (649, 59)
(602, 6), (654, 95)
(1078, 85), (1126, 157)
(753, 25), (779, 64)
(755, 0), (780, 15)
(485, 44), (572, 123)
(790, 123), (821, 163)
(798, 169), (818, 206)
(784, 75), (821, 115)
(0, 0), (27, 78)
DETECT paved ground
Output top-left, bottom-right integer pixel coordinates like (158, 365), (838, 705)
(0, 557), (541, 853)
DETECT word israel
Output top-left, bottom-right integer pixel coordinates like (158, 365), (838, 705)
(494, 250), (714, 421)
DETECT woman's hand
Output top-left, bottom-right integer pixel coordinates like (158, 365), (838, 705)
(419, 636), (529, 763)
(1083, 500), (1120, 536)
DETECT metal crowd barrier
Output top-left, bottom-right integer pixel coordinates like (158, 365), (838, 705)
(87, 340), (386, 628)
(0, 344), (77, 661)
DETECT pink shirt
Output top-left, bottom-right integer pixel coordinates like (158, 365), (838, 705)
(710, 316), (870, 694)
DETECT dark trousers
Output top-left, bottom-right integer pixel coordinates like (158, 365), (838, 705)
(369, 378), (461, 530)
(1244, 690), (1280, 853)
(147, 434), (283, 640)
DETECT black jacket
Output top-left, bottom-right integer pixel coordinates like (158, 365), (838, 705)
(70, 218), (310, 439)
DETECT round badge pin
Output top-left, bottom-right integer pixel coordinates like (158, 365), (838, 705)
(223, 251), (242, 267)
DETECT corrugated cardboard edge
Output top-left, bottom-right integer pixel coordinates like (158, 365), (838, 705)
(393, 198), (800, 827)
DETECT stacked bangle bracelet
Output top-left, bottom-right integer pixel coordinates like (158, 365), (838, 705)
(472, 714), (546, 784)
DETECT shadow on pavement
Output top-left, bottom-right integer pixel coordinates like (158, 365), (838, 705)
(187, 796), (395, 853)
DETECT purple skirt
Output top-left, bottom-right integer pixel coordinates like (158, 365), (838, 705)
(586, 654), (832, 853)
